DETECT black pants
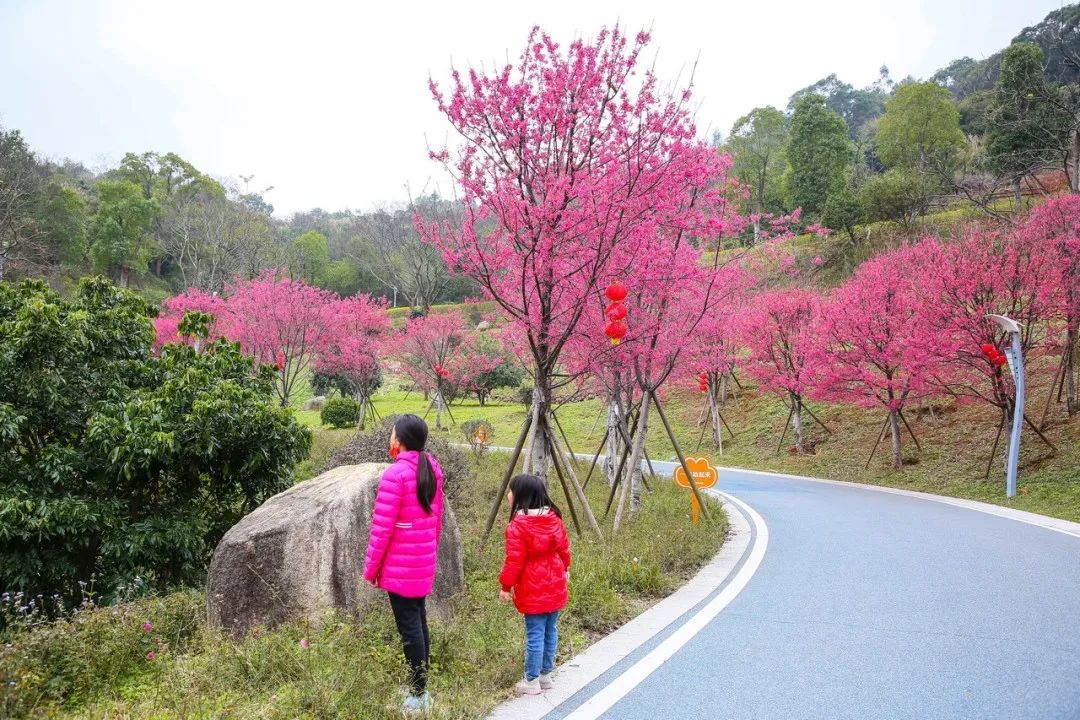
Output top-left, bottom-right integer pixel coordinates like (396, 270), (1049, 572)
(388, 592), (430, 695)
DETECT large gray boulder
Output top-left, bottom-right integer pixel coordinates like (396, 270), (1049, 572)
(207, 463), (464, 636)
(301, 395), (327, 411)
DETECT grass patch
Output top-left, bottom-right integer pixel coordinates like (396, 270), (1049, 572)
(2, 456), (727, 719)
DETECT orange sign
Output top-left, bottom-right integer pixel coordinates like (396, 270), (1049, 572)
(673, 457), (718, 524)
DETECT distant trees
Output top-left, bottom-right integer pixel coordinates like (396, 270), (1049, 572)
(785, 94), (853, 217)
(728, 107), (788, 239)
(986, 43), (1071, 203)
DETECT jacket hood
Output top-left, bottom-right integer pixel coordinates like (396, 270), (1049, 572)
(513, 513), (565, 554)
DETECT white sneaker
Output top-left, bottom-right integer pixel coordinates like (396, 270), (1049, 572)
(539, 673), (554, 690)
(401, 692), (431, 714)
(515, 678), (541, 696)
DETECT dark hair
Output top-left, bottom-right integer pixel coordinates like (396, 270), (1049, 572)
(508, 474), (561, 519)
(395, 414), (436, 514)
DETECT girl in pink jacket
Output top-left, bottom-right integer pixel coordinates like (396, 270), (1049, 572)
(363, 414), (444, 714)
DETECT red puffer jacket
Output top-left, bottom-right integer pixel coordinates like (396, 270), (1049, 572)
(499, 511), (572, 615)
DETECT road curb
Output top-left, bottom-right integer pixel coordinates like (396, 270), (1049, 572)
(487, 490), (766, 720)
(717, 465), (1080, 540)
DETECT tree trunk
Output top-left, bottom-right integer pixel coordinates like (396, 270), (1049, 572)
(434, 390), (446, 430)
(752, 217), (761, 244)
(1013, 177), (1023, 208)
(888, 409), (903, 470)
(709, 389), (723, 454)
(523, 381), (550, 480)
(629, 398), (650, 513)
(614, 400), (649, 533)
(603, 398), (621, 486)
(357, 392), (367, 431)
(119, 265), (131, 288)
(0, 253), (6, 282)
(792, 393), (804, 453)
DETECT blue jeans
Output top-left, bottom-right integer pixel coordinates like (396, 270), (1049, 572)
(524, 611), (559, 681)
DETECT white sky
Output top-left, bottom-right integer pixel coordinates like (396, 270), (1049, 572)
(0, 0), (1064, 216)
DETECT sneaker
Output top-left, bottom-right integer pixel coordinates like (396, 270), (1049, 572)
(539, 673), (554, 690)
(402, 692), (431, 714)
(515, 678), (541, 696)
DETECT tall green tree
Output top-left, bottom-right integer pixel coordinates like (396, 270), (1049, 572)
(785, 94), (854, 216)
(0, 127), (45, 281)
(986, 43), (1071, 203)
(877, 82), (967, 174)
(727, 106), (788, 241)
(290, 230), (330, 285)
(88, 180), (158, 287)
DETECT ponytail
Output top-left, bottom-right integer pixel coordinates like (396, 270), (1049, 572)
(416, 451), (436, 514)
(393, 414), (437, 515)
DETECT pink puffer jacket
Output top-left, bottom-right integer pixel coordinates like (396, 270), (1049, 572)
(363, 450), (445, 598)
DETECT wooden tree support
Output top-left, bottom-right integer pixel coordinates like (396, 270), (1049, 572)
(543, 422), (603, 539)
(480, 413), (532, 547)
(777, 404), (796, 454)
(650, 390), (710, 521)
(580, 426), (610, 491)
(864, 415), (891, 469)
(544, 431), (582, 537)
(615, 406), (654, 489)
(983, 413), (1007, 480)
(1039, 352), (1067, 430)
(898, 410), (921, 451)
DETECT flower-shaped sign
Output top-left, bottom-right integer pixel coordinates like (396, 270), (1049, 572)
(673, 457), (718, 525)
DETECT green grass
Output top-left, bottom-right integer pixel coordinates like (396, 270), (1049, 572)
(2, 457), (727, 719)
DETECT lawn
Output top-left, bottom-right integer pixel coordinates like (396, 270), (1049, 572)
(1, 455), (727, 719)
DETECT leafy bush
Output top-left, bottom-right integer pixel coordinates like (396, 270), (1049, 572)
(320, 397), (359, 428)
(321, 416), (472, 503)
(0, 280), (312, 600)
(859, 169), (937, 230)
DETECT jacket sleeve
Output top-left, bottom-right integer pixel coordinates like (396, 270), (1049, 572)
(363, 467), (403, 583)
(498, 522), (527, 592)
(558, 521), (572, 570)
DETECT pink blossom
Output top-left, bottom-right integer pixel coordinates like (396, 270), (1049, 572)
(142, 622), (152, 632)
(299, 638), (310, 649)
(146, 651), (156, 661)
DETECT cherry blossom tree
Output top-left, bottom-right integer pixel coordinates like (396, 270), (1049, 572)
(816, 247), (943, 469)
(311, 294), (391, 428)
(154, 288), (228, 352)
(739, 288), (824, 453)
(911, 226), (1061, 470)
(389, 312), (501, 430)
(420, 24), (731, 490)
(1019, 196), (1080, 417)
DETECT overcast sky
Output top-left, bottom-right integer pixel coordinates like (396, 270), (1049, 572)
(0, 0), (1064, 216)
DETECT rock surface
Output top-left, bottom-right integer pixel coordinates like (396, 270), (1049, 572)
(207, 463), (464, 636)
(301, 395), (327, 411)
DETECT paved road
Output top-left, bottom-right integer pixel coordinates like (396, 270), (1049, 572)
(549, 467), (1080, 720)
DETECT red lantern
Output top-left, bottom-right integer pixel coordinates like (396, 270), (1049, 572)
(275, 352), (285, 372)
(979, 343), (995, 357)
(605, 302), (628, 321)
(993, 354), (1007, 368)
(605, 282), (628, 302)
(605, 320), (628, 345)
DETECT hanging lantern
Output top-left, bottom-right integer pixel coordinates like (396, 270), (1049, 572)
(605, 319), (628, 345)
(605, 302), (628, 321)
(993, 354), (1007, 368)
(605, 281), (628, 302)
(979, 343), (995, 356)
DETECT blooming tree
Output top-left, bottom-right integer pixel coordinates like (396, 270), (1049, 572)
(1019, 196), (1080, 417)
(421, 24), (731, 483)
(389, 312), (501, 429)
(154, 288), (228, 352)
(912, 227), (1060, 450)
(739, 288), (823, 452)
(816, 247), (943, 469)
(311, 294), (391, 428)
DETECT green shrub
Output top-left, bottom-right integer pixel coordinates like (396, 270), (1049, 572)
(0, 281), (312, 600)
(321, 417), (472, 503)
(320, 397), (359, 428)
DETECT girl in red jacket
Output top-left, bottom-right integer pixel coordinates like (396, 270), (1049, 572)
(498, 473), (572, 696)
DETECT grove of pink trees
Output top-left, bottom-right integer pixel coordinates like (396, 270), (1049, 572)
(386, 312), (502, 430)
(156, 271), (389, 407)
